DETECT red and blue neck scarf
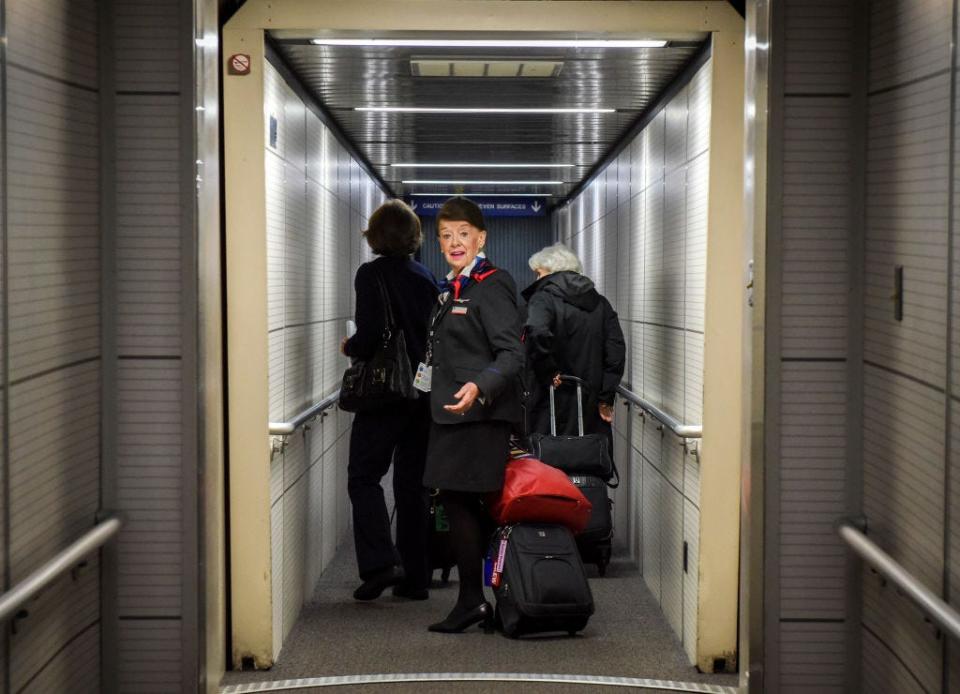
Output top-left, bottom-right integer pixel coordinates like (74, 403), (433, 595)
(439, 257), (498, 300)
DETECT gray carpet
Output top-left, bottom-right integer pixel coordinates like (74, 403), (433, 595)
(221, 542), (738, 692)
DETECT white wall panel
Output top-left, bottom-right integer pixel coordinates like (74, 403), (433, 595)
(784, 1), (852, 95)
(20, 622), (99, 694)
(642, 460), (662, 603)
(8, 0), (98, 88)
(661, 483), (684, 638)
(862, 626), (927, 694)
(114, 0), (179, 92)
(682, 498), (699, 665)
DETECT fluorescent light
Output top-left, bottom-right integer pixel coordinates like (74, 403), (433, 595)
(312, 38), (667, 48)
(410, 192), (553, 197)
(358, 107), (614, 114)
(391, 163), (573, 168)
(402, 179), (564, 185)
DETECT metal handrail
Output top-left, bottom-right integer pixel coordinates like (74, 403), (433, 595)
(0, 515), (122, 623)
(839, 519), (960, 642)
(616, 384), (702, 439)
(269, 388), (340, 436)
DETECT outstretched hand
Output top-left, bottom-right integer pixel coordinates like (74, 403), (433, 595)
(444, 382), (480, 416)
(552, 373), (563, 388)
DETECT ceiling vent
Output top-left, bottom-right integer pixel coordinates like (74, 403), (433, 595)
(411, 58), (563, 78)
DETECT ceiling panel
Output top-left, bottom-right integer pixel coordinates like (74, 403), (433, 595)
(271, 39), (705, 200)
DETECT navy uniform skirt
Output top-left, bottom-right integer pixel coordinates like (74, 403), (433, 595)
(422, 420), (511, 493)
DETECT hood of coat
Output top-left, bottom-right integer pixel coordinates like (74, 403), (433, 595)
(522, 270), (601, 311)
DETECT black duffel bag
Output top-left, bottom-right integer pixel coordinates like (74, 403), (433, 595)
(527, 375), (618, 485)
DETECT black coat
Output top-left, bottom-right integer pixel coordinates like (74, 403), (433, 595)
(522, 271), (626, 436)
(427, 268), (524, 426)
(343, 256), (438, 369)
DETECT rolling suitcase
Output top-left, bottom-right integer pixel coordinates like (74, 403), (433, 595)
(528, 376), (616, 575)
(490, 523), (594, 637)
(570, 475), (613, 576)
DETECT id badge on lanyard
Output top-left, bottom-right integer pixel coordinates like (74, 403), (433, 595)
(415, 308), (444, 393)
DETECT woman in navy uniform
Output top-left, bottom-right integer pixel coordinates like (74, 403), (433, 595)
(420, 197), (523, 633)
(342, 200), (438, 602)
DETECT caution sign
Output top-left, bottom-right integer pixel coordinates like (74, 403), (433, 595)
(228, 54), (251, 75)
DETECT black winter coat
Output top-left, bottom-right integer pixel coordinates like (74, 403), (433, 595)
(522, 271), (626, 436)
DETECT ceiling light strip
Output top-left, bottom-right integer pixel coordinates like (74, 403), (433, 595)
(357, 107), (613, 114)
(409, 192), (553, 197)
(402, 179), (564, 185)
(311, 38), (668, 48)
(392, 163), (574, 168)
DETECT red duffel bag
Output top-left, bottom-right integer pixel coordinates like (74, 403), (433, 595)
(488, 456), (593, 534)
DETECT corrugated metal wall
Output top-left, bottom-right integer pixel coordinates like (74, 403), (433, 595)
(418, 215), (552, 296)
(0, 0), (207, 690)
(551, 58), (711, 665)
(2, 0), (103, 691)
(264, 59), (378, 657)
(769, 0), (960, 690)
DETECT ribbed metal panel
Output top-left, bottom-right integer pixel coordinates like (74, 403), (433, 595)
(782, 99), (849, 358)
(10, 555), (99, 692)
(7, 0), (98, 89)
(9, 363), (100, 579)
(114, 0), (180, 92)
(785, 1), (852, 95)
(779, 622), (845, 693)
(862, 627), (927, 694)
(116, 360), (182, 616)
(118, 620), (183, 693)
(116, 95), (182, 356)
(19, 622), (100, 694)
(863, 364), (945, 591)
(419, 215), (552, 297)
(7, 68), (100, 382)
(779, 362), (847, 618)
(869, 0), (951, 95)
(865, 74), (950, 387)
(682, 498), (699, 665)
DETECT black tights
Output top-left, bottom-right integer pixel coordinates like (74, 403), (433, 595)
(442, 490), (491, 609)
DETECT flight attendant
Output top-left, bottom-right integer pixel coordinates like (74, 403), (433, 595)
(419, 197), (524, 633)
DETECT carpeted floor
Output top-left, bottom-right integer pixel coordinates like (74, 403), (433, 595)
(221, 542), (738, 693)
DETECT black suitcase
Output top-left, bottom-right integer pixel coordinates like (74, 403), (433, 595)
(570, 475), (613, 576)
(491, 523), (594, 637)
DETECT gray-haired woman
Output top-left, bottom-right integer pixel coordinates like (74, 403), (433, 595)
(522, 243), (626, 437)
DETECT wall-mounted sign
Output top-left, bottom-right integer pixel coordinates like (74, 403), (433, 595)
(228, 53), (251, 75)
(409, 196), (547, 217)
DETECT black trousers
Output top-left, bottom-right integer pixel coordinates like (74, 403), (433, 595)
(347, 398), (431, 589)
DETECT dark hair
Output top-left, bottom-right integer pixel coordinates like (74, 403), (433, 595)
(436, 196), (486, 232)
(363, 199), (422, 256)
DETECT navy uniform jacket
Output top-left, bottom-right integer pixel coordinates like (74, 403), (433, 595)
(427, 268), (523, 426)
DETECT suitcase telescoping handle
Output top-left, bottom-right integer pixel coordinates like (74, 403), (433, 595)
(549, 374), (586, 437)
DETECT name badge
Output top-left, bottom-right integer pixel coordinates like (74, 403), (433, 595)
(413, 362), (432, 392)
(452, 306), (468, 315)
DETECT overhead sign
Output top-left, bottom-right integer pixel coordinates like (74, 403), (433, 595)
(409, 197), (547, 217)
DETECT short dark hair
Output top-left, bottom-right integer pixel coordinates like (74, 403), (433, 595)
(363, 199), (422, 256)
(437, 196), (486, 232)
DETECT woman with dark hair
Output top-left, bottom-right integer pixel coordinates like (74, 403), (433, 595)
(420, 197), (524, 633)
(342, 199), (438, 602)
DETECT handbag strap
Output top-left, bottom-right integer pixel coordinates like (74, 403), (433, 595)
(374, 272), (397, 339)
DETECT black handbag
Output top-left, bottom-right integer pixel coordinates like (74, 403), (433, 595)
(338, 273), (417, 412)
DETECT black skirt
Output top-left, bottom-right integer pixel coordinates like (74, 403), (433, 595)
(422, 420), (511, 493)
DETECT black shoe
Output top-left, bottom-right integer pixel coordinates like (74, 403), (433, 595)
(392, 583), (429, 601)
(353, 566), (405, 601)
(427, 601), (494, 633)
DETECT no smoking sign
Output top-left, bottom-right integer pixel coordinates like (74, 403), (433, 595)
(228, 53), (251, 75)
